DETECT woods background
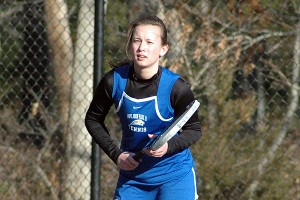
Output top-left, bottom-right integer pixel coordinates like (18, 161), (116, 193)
(0, 0), (300, 199)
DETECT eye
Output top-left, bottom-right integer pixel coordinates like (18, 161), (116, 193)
(133, 39), (141, 43)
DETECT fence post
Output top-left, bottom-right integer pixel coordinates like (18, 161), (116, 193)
(91, 0), (105, 199)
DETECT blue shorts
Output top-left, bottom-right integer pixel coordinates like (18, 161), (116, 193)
(113, 167), (198, 200)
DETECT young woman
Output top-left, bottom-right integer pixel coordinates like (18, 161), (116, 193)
(85, 15), (202, 200)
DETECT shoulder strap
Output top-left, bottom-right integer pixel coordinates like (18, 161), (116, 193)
(112, 65), (131, 105)
(157, 67), (180, 116)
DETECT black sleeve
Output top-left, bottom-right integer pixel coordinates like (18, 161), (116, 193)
(167, 78), (202, 154)
(85, 70), (124, 164)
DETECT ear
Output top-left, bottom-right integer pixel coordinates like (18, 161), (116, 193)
(159, 45), (169, 57)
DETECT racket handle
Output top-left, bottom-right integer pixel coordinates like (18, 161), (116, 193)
(132, 151), (145, 162)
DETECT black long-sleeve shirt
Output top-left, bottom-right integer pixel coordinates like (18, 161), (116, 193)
(85, 66), (202, 164)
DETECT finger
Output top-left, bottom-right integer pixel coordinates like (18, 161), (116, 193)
(121, 161), (137, 170)
(129, 156), (139, 165)
(148, 134), (158, 139)
(118, 152), (139, 170)
(128, 156), (139, 167)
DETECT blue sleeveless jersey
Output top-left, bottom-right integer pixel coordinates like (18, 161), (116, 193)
(112, 65), (194, 184)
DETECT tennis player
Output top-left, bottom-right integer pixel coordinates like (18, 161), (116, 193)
(85, 14), (202, 200)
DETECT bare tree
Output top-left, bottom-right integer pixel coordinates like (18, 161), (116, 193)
(66, 0), (95, 199)
(44, 0), (73, 135)
(246, 2), (300, 198)
(44, 0), (73, 198)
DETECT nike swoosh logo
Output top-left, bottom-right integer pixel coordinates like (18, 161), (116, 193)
(133, 106), (142, 109)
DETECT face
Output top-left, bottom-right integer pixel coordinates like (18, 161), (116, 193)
(130, 25), (168, 70)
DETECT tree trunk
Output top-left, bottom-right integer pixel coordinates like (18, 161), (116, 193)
(44, 0), (73, 197)
(44, 0), (73, 135)
(66, 0), (94, 199)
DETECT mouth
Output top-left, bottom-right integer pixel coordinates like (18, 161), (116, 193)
(137, 54), (147, 61)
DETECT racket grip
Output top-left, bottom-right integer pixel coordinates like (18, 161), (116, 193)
(132, 151), (145, 162)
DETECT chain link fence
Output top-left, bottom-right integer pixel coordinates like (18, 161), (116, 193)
(1, 0), (300, 199)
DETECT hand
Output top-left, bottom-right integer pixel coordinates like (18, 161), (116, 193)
(143, 134), (168, 158)
(117, 152), (139, 170)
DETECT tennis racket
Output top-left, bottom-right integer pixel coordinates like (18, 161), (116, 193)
(133, 99), (200, 162)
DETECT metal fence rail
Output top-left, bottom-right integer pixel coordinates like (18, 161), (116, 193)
(1, 0), (299, 200)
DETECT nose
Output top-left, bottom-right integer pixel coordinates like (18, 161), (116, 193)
(138, 41), (146, 51)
